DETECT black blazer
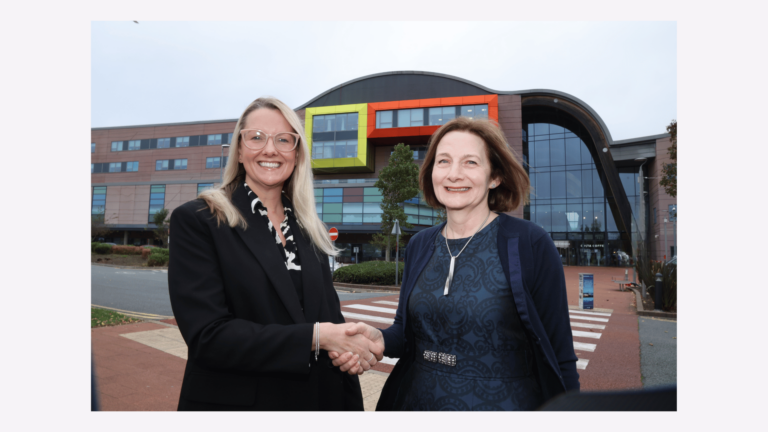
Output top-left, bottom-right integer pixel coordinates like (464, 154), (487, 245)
(168, 185), (363, 411)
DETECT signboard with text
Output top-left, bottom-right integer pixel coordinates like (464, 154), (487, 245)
(579, 273), (594, 310)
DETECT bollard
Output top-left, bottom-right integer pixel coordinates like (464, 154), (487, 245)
(654, 273), (663, 311)
(624, 268), (629, 281)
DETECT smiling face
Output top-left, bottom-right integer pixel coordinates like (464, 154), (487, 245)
(431, 131), (499, 214)
(238, 108), (297, 196)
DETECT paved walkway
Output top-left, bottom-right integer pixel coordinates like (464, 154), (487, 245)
(93, 265), (670, 410)
(638, 317), (677, 388)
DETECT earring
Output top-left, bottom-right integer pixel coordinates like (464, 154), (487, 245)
(491, 183), (496, 188)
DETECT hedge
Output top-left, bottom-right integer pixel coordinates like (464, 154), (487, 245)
(112, 246), (143, 255)
(91, 242), (102, 252)
(147, 254), (169, 267)
(333, 261), (404, 286)
(94, 244), (112, 255)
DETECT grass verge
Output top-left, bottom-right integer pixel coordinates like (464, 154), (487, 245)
(91, 307), (141, 328)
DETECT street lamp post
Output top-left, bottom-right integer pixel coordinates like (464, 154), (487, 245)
(634, 157), (648, 285)
(220, 144), (230, 185)
(663, 217), (668, 261)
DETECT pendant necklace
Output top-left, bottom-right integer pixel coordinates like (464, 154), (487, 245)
(443, 210), (491, 296)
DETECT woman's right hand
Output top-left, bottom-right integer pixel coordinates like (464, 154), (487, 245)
(316, 323), (383, 373)
(328, 323), (385, 375)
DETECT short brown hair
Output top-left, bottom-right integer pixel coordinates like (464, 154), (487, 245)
(419, 117), (530, 213)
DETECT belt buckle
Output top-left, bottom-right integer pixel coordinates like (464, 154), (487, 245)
(423, 350), (456, 367)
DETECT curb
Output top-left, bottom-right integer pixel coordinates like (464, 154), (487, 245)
(91, 262), (167, 270)
(333, 282), (400, 292)
(629, 287), (677, 319)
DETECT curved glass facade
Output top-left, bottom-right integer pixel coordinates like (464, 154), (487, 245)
(523, 123), (640, 266)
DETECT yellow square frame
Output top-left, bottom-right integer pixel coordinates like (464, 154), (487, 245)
(305, 104), (373, 173)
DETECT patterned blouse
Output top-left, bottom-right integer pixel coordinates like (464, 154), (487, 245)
(243, 183), (302, 273)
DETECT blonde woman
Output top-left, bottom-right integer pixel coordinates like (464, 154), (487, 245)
(168, 97), (382, 411)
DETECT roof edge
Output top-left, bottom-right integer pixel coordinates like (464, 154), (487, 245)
(92, 118), (238, 131)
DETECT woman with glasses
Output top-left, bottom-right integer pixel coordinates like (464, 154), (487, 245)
(168, 97), (382, 411)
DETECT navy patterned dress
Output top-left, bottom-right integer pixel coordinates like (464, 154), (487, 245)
(395, 218), (544, 410)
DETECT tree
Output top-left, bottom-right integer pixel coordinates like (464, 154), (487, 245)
(91, 208), (114, 241)
(659, 120), (677, 198)
(372, 143), (419, 261)
(152, 209), (170, 247)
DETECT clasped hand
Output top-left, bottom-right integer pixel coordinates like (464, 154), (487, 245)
(318, 322), (385, 375)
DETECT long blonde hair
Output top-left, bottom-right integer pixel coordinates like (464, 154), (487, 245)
(198, 97), (338, 257)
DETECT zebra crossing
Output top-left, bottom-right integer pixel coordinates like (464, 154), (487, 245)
(340, 298), (611, 370)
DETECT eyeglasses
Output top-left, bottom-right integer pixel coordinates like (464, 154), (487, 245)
(240, 129), (300, 152)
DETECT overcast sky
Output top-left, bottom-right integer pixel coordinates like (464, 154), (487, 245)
(92, 21), (676, 141)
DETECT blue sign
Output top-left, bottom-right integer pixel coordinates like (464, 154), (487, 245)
(582, 274), (594, 309)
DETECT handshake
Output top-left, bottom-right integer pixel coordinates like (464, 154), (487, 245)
(315, 322), (385, 375)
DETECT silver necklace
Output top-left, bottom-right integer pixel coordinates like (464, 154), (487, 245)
(443, 211), (491, 296)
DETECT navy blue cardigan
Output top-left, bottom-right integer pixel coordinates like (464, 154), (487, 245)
(377, 213), (579, 409)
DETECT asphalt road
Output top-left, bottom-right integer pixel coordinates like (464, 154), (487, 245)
(638, 317), (677, 388)
(91, 264), (393, 317)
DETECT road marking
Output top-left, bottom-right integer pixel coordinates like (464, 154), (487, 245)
(576, 359), (589, 370)
(569, 310), (612, 317)
(570, 321), (606, 330)
(573, 341), (597, 352)
(91, 304), (173, 320)
(341, 311), (394, 324)
(572, 330), (601, 339)
(343, 304), (398, 314)
(373, 301), (399, 306)
(568, 313), (609, 323)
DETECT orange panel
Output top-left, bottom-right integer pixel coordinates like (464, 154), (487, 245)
(419, 98), (442, 107)
(461, 95), (485, 105)
(399, 100), (421, 109)
(378, 101), (399, 110)
(440, 97), (463, 106)
(483, 95), (497, 103)
(420, 126), (440, 136)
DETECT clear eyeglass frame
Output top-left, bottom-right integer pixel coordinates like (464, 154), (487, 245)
(240, 129), (300, 152)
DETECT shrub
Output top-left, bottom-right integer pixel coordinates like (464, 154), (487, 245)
(147, 254), (169, 267)
(635, 242), (676, 312)
(147, 247), (169, 266)
(112, 246), (143, 255)
(91, 242), (102, 252)
(94, 244), (112, 255)
(141, 248), (152, 260)
(333, 261), (404, 286)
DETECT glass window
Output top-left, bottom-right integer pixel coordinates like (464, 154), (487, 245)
(620, 172), (635, 196)
(109, 162), (120, 172)
(363, 203), (382, 214)
(580, 140), (592, 164)
(343, 203), (363, 214)
(535, 139), (550, 167)
(534, 123), (549, 136)
(148, 185), (166, 223)
(582, 169), (593, 197)
(551, 171), (566, 199)
(536, 205), (551, 232)
(535, 172), (550, 199)
(324, 188), (343, 196)
(476, 104), (488, 118)
(552, 205), (567, 232)
(363, 214), (381, 223)
(377, 111), (393, 129)
(128, 162), (139, 172)
(176, 137), (189, 147)
(323, 203), (342, 214)
(550, 139), (565, 166)
(92, 186), (107, 215)
(334, 142), (346, 158)
(313, 116), (326, 133)
(316, 203), (322, 214)
(409, 109), (423, 126)
(566, 203), (581, 232)
(157, 138), (171, 149)
(342, 214), (363, 224)
(314, 188), (323, 197)
(565, 138), (581, 165)
(206, 157), (220, 169)
(208, 134), (222, 145)
(460, 105), (474, 118)
(669, 204), (677, 221)
(174, 159), (187, 170)
(323, 214), (342, 223)
(111, 141), (123, 152)
(197, 183), (213, 194)
(156, 160), (169, 171)
(128, 140), (141, 151)
(346, 113), (358, 131)
(407, 215), (418, 225)
(419, 216), (433, 225)
(404, 204), (418, 215)
(398, 110), (410, 127)
(550, 124), (565, 134)
(566, 171), (582, 198)
(363, 187), (381, 196)
(91, 163), (94, 173)
(91, 143), (95, 153)
(346, 142), (357, 158)
(593, 170), (604, 197)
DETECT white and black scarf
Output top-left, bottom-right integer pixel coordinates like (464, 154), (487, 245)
(244, 183), (301, 272)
